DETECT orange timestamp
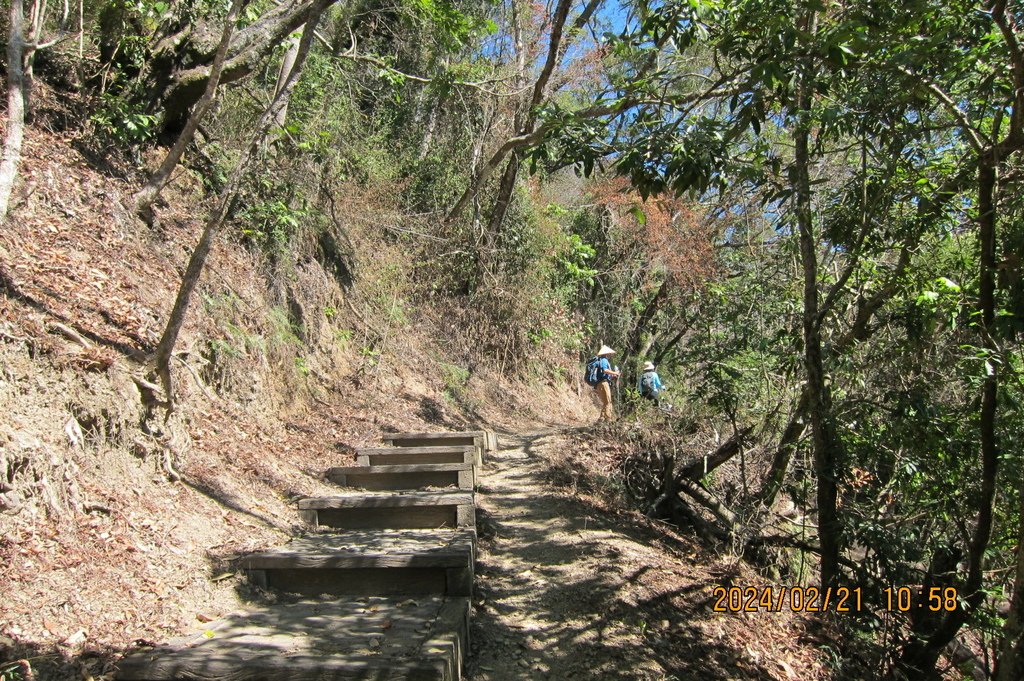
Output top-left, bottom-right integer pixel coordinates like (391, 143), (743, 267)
(711, 585), (960, 613)
(712, 585), (864, 613)
(883, 586), (959, 612)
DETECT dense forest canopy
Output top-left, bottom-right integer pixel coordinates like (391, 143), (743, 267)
(2, 0), (1024, 678)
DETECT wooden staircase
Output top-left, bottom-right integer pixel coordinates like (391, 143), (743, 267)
(117, 429), (497, 680)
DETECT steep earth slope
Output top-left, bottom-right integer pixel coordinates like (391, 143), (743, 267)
(0, 124), (587, 680)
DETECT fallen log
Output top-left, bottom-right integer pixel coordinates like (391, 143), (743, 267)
(665, 494), (729, 542)
(677, 479), (737, 529)
(679, 425), (754, 481)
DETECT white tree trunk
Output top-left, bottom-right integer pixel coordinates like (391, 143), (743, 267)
(0, 0), (27, 226)
(273, 26), (304, 130)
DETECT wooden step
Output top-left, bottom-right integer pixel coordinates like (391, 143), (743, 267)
(299, 491), (475, 530)
(381, 430), (497, 465)
(382, 430), (498, 450)
(327, 463), (475, 491)
(116, 595), (470, 680)
(382, 430), (496, 450)
(356, 446), (477, 467)
(237, 529), (476, 597)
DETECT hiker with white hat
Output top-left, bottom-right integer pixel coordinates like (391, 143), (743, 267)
(584, 345), (621, 421)
(638, 361), (666, 404)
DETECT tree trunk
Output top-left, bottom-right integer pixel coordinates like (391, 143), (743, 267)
(417, 95), (440, 161)
(677, 480), (737, 530)
(479, 152), (520, 274)
(678, 426), (754, 482)
(623, 279), (669, 379)
(995, 471), (1024, 680)
(273, 26), (304, 130)
(755, 387), (810, 507)
(652, 312), (696, 365)
(793, 8), (841, 592)
(148, 0), (337, 135)
(445, 0), (602, 224)
(0, 0), (27, 226)
(152, 4), (326, 406)
(135, 0), (243, 219)
(759, 175), (962, 511)
(891, 148), (1002, 681)
(475, 0), (531, 262)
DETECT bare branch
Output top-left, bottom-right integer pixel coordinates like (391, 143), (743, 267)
(335, 51), (529, 97)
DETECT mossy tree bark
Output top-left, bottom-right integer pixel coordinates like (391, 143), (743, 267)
(135, 0), (245, 220)
(146, 0), (339, 136)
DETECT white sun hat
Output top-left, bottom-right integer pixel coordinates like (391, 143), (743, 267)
(642, 361), (655, 371)
(597, 345), (615, 356)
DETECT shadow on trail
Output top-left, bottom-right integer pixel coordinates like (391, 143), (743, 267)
(0, 640), (130, 681)
(467, 429), (783, 680)
(110, 591), (462, 680)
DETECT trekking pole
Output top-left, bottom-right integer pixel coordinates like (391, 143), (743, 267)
(614, 365), (621, 407)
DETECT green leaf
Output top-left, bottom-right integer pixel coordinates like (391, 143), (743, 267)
(629, 205), (647, 225)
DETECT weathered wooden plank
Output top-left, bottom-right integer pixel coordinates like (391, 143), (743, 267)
(326, 463), (475, 491)
(446, 565), (474, 597)
(357, 450), (476, 466)
(384, 435), (482, 449)
(356, 446), (477, 456)
(311, 505), (469, 530)
(333, 471), (470, 491)
(424, 596), (471, 680)
(382, 430), (497, 451)
(381, 432), (492, 466)
(238, 531), (475, 597)
(243, 550), (468, 569)
(328, 463), (474, 474)
(263, 567), (450, 596)
(382, 430), (488, 441)
(298, 492), (473, 510)
(296, 493), (476, 529)
(238, 530), (475, 570)
(120, 652), (451, 680)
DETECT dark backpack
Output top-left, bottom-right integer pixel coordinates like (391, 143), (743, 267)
(640, 371), (657, 397)
(584, 356), (603, 386)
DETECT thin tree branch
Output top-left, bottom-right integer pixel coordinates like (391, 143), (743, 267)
(897, 65), (988, 153)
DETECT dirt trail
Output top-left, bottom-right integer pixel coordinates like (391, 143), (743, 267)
(466, 430), (817, 681)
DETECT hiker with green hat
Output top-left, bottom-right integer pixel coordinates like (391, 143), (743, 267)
(584, 345), (621, 421)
